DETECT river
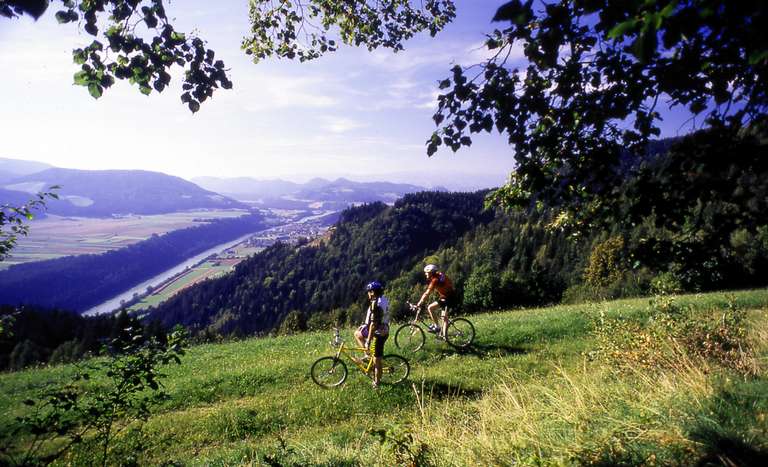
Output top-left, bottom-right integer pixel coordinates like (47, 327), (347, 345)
(82, 231), (259, 316)
(82, 210), (336, 316)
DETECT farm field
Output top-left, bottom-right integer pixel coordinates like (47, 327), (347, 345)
(2, 289), (767, 466)
(1, 210), (249, 270)
(129, 259), (244, 311)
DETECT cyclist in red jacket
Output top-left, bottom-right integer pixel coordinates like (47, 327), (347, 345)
(415, 264), (456, 337)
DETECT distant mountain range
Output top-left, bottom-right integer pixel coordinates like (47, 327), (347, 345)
(1, 159), (245, 216)
(2, 157), (434, 216)
(192, 176), (429, 208)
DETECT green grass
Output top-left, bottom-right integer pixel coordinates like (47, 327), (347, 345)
(129, 261), (235, 311)
(2, 289), (768, 466)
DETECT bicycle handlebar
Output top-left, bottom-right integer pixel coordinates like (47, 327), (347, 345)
(406, 301), (423, 321)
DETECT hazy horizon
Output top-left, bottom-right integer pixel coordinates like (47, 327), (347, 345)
(0, 155), (503, 191)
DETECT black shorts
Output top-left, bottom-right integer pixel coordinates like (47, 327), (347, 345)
(438, 296), (457, 311)
(369, 333), (388, 357)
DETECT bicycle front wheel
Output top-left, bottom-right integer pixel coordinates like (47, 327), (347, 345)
(445, 318), (475, 348)
(310, 357), (348, 388)
(380, 354), (410, 385)
(394, 323), (425, 352)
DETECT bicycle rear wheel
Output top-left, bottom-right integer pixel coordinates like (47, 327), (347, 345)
(394, 323), (425, 352)
(445, 318), (475, 348)
(380, 354), (410, 385)
(310, 356), (348, 388)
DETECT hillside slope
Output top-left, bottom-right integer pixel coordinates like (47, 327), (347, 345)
(1, 289), (767, 465)
(150, 191), (495, 335)
(3, 168), (245, 216)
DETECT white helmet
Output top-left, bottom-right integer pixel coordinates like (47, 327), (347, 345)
(424, 264), (438, 274)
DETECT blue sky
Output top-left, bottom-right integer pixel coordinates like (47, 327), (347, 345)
(1, 1), (694, 190)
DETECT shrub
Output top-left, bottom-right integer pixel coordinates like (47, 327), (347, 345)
(463, 266), (498, 311)
(590, 295), (758, 376)
(278, 311), (307, 335)
(306, 311), (331, 331)
(1, 326), (187, 467)
(650, 271), (683, 296)
(584, 236), (626, 289)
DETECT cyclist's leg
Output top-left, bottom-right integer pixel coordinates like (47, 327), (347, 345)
(372, 333), (387, 387)
(426, 301), (441, 328)
(441, 307), (449, 337)
(438, 298), (449, 337)
(354, 325), (367, 349)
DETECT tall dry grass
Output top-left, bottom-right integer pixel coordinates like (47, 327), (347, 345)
(408, 308), (767, 466)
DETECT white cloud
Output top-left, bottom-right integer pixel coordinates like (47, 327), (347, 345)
(236, 77), (338, 111)
(321, 116), (367, 133)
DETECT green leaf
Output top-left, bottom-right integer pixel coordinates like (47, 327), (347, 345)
(660, 1), (677, 18)
(55, 11), (70, 23)
(493, 0), (532, 25)
(73, 70), (89, 85)
(73, 49), (87, 65)
(748, 49), (768, 65)
(88, 83), (103, 99)
(607, 19), (638, 39)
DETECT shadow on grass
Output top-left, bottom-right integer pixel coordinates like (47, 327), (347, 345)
(411, 378), (484, 400)
(464, 342), (529, 358)
(429, 342), (529, 360)
(687, 381), (768, 466)
(692, 433), (768, 466)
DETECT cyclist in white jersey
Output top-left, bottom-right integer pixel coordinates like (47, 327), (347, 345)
(354, 281), (389, 388)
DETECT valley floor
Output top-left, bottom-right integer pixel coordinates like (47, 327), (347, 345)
(2, 289), (768, 466)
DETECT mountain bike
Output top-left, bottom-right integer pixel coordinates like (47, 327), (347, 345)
(310, 328), (410, 388)
(394, 302), (475, 352)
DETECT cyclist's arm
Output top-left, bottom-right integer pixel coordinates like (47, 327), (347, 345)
(366, 302), (381, 348)
(416, 284), (433, 307)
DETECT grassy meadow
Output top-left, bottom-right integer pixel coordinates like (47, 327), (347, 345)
(1, 289), (767, 466)
(129, 260), (241, 311)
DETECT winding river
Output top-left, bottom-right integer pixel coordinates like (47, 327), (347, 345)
(82, 231), (259, 316)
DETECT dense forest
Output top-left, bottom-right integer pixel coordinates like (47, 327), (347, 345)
(0, 306), (166, 371)
(149, 191), (494, 335)
(0, 213), (267, 312)
(147, 128), (768, 338)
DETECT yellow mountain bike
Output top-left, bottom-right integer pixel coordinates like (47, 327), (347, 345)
(310, 328), (410, 388)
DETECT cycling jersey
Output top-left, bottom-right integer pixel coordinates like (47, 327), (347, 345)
(364, 296), (390, 328)
(427, 273), (454, 300)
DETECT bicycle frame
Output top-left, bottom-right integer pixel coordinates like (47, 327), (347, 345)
(330, 328), (377, 374)
(407, 302), (448, 328)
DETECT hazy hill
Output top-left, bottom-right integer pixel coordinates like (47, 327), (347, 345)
(3, 168), (246, 217)
(295, 177), (425, 203)
(191, 176), (303, 200)
(0, 157), (52, 183)
(192, 176), (426, 207)
(0, 188), (35, 206)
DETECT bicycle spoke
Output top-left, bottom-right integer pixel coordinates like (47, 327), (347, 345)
(395, 323), (425, 353)
(445, 318), (475, 348)
(310, 357), (348, 388)
(380, 354), (410, 385)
